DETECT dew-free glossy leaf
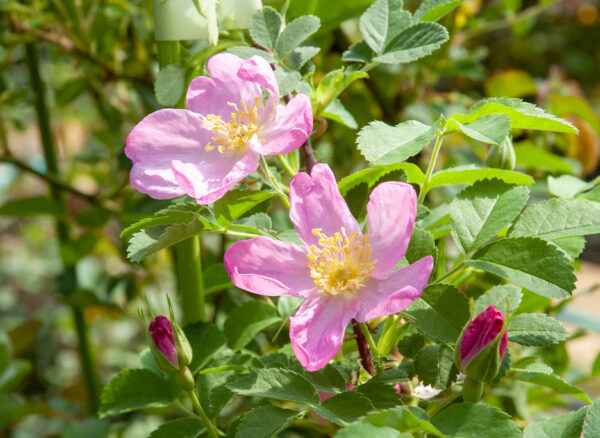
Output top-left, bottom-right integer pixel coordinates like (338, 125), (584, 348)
(359, 0), (411, 53)
(226, 368), (319, 403)
(508, 313), (569, 347)
(414, 0), (464, 22)
(275, 15), (320, 58)
(250, 7), (283, 51)
(432, 403), (522, 438)
(224, 301), (281, 350)
(237, 406), (301, 438)
(373, 22), (449, 64)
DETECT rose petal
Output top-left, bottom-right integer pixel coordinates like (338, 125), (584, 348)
(289, 164), (361, 246)
(125, 109), (214, 199)
(237, 56), (280, 103)
(367, 182), (417, 279)
(460, 305), (505, 367)
(171, 149), (259, 204)
(290, 295), (359, 371)
(355, 256), (433, 322)
(224, 237), (316, 297)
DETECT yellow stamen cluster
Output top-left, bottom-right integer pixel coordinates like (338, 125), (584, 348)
(307, 227), (377, 296)
(202, 97), (262, 154)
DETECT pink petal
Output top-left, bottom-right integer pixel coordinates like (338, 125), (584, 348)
(125, 109), (214, 200)
(224, 237), (316, 297)
(367, 182), (418, 279)
(289, 164), (361, 246)
(149, 316), (178, 366)
(355, 256), (433, 322)
(460, 305), (505, 367)
(237, 56), (280, 103)
(186, 54), (261, 118)
(254, 94), (313, 155)
(290, 295), (360, 371)
(171, 149), (259, 204)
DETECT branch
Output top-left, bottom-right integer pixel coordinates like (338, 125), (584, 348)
(351, 319), (375, 376)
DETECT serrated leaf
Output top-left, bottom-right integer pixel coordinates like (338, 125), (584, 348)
(355, 380), (401, 409)
(335, 422), (401, 438)
(121, 203), (202, 238)
(474, 285), (522, 315)
(414, 344), (458, 389)
(446, 114), (511, 145)
(524, 405), (588, 438)
(224, 301), (281, 350)
(342, 41), (374, 63)
(372, 362), (416, 384)
(509, 198), (600, 240)
(237, 406), (301, 438)
(407, 284), (470, 343)
(432, 403), (522, 438)
(149, 418), (204, 438)
(312, 69), (368, 116)
(0, 196), (62, 217)
(184, 322), (226, 374)
(322, 98), (358, 129)
(313, 391), (374, 425)
(357, 120), (437, 165)
(250, 7), (283, 51)
(359, 0), (412, 54)
(338, 163), (419, 196)
(99, 369), (178, 417)
(451, 98), (577, 133)
(274, 69), (302, 96)
(226, 46), (276, 62)
(226, 368), (319, 403)
(583, 400), (600, 437)
(512, 364), (592, 403)
(290, 362), (348, 394)
(213, 190), (273, 228)
(275, 15), (321, 58)
(466, 237), (576, 299)
(428, 165), (533, 190)
(415, 0), (464, 22)
(155, 64), (185, 107)
(450, 179), (529, 253)
(290, 46), (321, 70)
(373, 22), (449, 64)
(127, 218), (204, 263)
(405, 227), (437, 264)
(364, 406), (444, 437)
(508, 313), (569, 347)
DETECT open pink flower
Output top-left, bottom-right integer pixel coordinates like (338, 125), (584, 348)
(224, 164), (433, 371)
(125, 53), (312, 204)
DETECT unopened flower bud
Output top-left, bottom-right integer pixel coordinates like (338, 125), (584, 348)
(454, 305), (507, 384)
(486, 136), (516, 170)
(148, 315), (192, 373)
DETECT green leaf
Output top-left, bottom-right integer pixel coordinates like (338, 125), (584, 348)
(149, 418), (204, 438)
(432, 403), (522, 438)
(184, 322), (226, 374)
(213, 190), (274, 228)
(450, 179), (529, 253)
(371, 362), (416, 384)
(312, 69), (368, 116)
(290, 45), (321, 70)
(397, 334), (425, 358)
(583, 399), (600, 437)
(357, 120), (437, 165)
(339, 163), (421, 196)
(313, 391), (374, 425)
(121, 203), (202, 239)
(508, 313), (569, 347)
(355, 380), (401, 409)
(202, 263), (232, 295)
(373, 22), (449, 64)
(415, 0), (464, 22)
(414, 344), (458, 389)
(290, 362), (348, 393)
(226, 368), (319, 403)
(364, 406), (444, 437)
(99, 369), (178, 417)
(428, 165), (533, 190)
(341, 41), (374, 63)
(237, 406), (300, 438)
(126, 218), (204, 263)
(524, 405), (588, 438)
(445, 114), (511, 145)
(154, 64), (185, 107)
(0, 196), (62, 216)
(274, 69), (302, 96)
(474, 285), (522, 316)
(275, 15), (321, 58)
(466, 237), (576, 299)
(224, 301), (281, 350)
(226, 46), (276, 63)
(512, 363), (592, 404)
(0, 359), (31, 392)
(405, 226), (437, 264)
(0, 331), (11, 374)
(514, 143), (578, 174)
(322, 98), (358, 129)
(450, 98), (577, 133)
(250, 7), (283, 52)
(335, 422), (401, 438)
(358, 0), (411, 54)
(548, 175), (598, 199)
(509, 199), (600, 240)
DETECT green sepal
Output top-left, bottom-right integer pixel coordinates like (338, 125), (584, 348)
(486, 136), (516, 170)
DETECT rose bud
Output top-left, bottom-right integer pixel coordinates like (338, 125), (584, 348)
(486, 135), (516, 170)
(454, 305), (508, 401)
(148, 315), (192, 374)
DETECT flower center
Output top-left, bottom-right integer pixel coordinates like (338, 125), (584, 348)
(307, 227), (377, 296)
(203, 97), (261, 154)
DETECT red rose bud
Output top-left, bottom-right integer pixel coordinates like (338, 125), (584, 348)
(455, 305), (508, 384)
(149, 316), (180, 373)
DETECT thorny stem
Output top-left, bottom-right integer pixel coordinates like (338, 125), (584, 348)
(351, 319), (375, 376)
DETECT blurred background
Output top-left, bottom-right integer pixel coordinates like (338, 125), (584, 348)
(0, 0), (599, 436)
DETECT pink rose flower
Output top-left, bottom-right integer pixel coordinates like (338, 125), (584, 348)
(125, 53), (313, 204)
(224, 164), (433, 371)
(149, 315), (178, 367)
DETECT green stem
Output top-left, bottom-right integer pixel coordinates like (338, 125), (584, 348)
(461, 377), (485, 403)
(377, 316), (410, 356)
(434, 263), (466, 284)
(188, 390), (220, 438)
(25, 42), (100, 414)
(418, 129), (445, 205)
(277, 154), (296, 178)
(157, 41), (180, 67)
(199, 365), (248, 375)
(258, 156), (291, 209)
(173, 236), (205, 324)
(358, 322), (379, 357)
